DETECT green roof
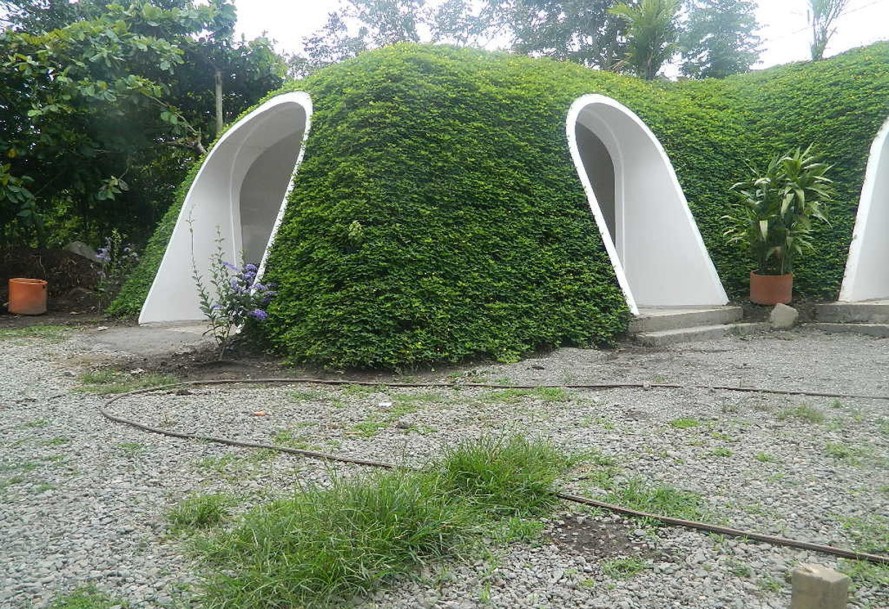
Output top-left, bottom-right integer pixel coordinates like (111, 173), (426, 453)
(114, 42), (889, 368)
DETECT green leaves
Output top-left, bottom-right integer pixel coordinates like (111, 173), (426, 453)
(724, 145), (835, 275)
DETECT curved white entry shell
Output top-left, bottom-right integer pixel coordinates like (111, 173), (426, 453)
(839, 116), (889, 302)
(567, 95), (727, 315)
(140, 92), (313, 324)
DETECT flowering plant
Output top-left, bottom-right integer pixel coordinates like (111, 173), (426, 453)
(95, 229), (140, 308)
(193, 236), (275, 359)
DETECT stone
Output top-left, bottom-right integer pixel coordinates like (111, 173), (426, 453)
(790, 564), (849, 609)
(770, 303), (799, 329)
(64, 240), (99, 262)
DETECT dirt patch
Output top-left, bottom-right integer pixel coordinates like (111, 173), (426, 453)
(548, 515), (664, 561)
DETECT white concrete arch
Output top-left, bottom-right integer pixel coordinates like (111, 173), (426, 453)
(567, 95), (728, 315)
(839, 116), (889, 302)
(140, 92), (313, 324)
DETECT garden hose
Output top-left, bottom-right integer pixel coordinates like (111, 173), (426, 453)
(99, 378), (889, 566)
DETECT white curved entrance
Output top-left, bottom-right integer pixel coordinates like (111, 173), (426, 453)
(140, 92), (313, 324)
(567, 95), (727, 315)
(839, 116), (889, 302)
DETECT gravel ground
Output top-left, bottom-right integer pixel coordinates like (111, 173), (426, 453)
(1, 326), (887, 609)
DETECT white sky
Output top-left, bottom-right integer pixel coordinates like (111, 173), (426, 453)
(234, 0), (889, 70)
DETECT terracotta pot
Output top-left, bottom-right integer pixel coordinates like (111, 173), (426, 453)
(749, 272), (792, 305)
(8, 278), (48, 315)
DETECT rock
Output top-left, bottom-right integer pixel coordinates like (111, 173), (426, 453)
(65, 240), (99, 262)
(770, 303), (799, 329)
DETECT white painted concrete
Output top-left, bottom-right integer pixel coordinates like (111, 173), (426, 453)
(140, 92), (312, 324)
(567, 95), (728, 315)
(839, 116), (889, 302)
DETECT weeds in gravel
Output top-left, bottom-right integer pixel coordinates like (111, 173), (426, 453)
(168, 494), (232, 534)
(481, 387), (570, 404)
(840, 515), (889, 554)
(824, 442), (873, 465)
(839, 559), (889, 591)
(195, 436), (569, 609)
(48, 585), (128, 609)
(601, 557), (647, 579)
(115, 442), (146, 457)
(76, 370), (178, 395)
(755, 452), (779, 463)
(0, 325), (71, 342)
(20, 418), (50, 429)
(604, 478), (705, 525)
(776, 404), (825, 424)
(726, 558), (752, 579)
(710, 447), (733, 458)
(669, 418), (700, 429)
(289, 389), (330, 402)
(757, 575), (783, 592)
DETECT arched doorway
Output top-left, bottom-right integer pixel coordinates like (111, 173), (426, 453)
(140, 92), (312, 324)
(567, 95), (727, 315)
(840, 116), (889, 302)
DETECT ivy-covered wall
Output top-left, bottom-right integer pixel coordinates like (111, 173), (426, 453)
(113, 42), (889, 368)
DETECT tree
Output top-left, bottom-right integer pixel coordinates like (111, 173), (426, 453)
(808, 0), (849, 60)
(431, 0), (628, 70)
(679, 0), (760, 79)
(0, 0), (286, 246)
(289, 0), (426, 77)
(610, 0), (681, 80)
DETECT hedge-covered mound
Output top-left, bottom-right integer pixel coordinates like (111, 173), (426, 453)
(114, 43), (889, 368)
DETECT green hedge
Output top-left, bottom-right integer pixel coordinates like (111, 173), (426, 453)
(115, 43), (889, 367)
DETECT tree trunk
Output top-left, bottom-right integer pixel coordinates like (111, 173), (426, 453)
(214, 68), (224, 136)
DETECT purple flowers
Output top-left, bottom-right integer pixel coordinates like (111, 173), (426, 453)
(193, 241), (277, 359)
(248, 308), (268, 321)
(96, 246), (111, 264)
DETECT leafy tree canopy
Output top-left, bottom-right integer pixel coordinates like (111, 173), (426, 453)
(0, 0), (286, 247)
(610, 0), (681, 80)
(679, 0), (760, 79)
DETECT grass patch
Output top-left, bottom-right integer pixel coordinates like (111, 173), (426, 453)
(601, 557), (647, 579)
(840, 515), (889, 555)
(0, 325), (71, 341)
(351, 418), (388, 438)
(755, 452), (778, 463)
(604, 478), (705, 524)
(710, 447), (733, 458)
(824, 442), (872, 464)
(168, 494), (231, 534)
(76, 369), (178, 395)
(289, 389), (330, 402)
(839, 559), (889, 591)
(196, 436), (568, 609)
(392, 391), (447, 406)
(115, 442), (146, 457)
(44, 436), (71, 447)
(669, 418), (700, 429)
(776, 405), (825, 424)
(481, 387), (570, 404)
(48, 586), (128, 609)
(20, 418), (50, 429)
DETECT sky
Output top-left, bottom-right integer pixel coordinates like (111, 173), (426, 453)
(233, 0), (889, 70)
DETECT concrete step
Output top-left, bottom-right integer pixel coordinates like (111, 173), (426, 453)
(634, 322), (769, 348)
(815, 301), (889, 323)
(806, 322), (889, 338)
(629, 306), (743, 333)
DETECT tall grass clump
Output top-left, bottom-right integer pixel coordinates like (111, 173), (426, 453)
(435, 436), (571, 517)
(196, 436), (569, 609)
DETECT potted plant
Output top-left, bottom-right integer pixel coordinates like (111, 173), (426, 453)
(724, 145), (834, 305)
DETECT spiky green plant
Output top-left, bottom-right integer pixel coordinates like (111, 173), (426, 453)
(724, 145), (834, 275)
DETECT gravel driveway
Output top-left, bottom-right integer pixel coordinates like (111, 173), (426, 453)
(1, 326), (887, 609)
